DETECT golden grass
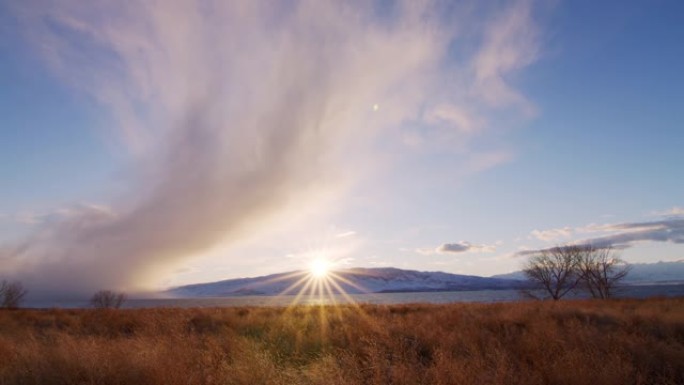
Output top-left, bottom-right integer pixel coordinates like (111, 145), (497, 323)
(1, 298), (683, 384)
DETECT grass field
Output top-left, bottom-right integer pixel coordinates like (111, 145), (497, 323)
(1, 298), (683, 384)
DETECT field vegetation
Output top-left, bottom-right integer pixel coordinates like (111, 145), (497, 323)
(1, 298), (683, 384)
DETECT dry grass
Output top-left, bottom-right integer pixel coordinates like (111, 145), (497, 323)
(1, 298), (683, 384)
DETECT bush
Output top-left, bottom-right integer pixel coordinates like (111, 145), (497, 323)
(0, 280), (28, 309)
(90, 290), (127, 309)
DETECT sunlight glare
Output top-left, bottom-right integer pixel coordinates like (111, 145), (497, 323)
(310, 259), (330, 279)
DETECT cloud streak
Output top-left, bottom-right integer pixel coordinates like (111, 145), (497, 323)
(652, 207), (684, 217)
(437, 242), (496, 254)
(520, 216), (684, 256)
(416, 241), (497, 255)
(580, 218), (684, 249)
(3, 0), (540, 297)
(530, 227), (573, 242)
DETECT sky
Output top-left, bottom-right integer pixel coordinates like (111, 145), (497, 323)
(0, 0), (683, 297)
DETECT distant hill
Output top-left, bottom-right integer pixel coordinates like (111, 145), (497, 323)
(168, 261), (684, 298)
(620, 260), (684, 284)
(491, 260), (684, 284)
(167, 267), (528, 297)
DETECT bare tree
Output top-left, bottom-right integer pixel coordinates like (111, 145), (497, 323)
(523, 246), (583, 300)
(577, 246), (630, 299)
(0, 280), (28, 309)
(90, 290), (127, 309)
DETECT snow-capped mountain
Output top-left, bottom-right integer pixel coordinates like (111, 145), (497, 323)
(620, 260), (684, 284)
(167, 267), (527, 297)
(491, 260), (684, 284)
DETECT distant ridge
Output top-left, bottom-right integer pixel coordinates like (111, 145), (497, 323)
(167, 267), (528, 298)
(491, 260), (684, 284)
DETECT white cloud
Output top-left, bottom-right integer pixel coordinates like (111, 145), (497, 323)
(583, 219), (684, 248)
(4, 0), (541, 296)
(471, 0), (539, 114)
(530, 227), (573, 241)
(335, 231), (357, 238)
(424, 104), (483, 134)
(521, 218), (684, 255)
(415, 247), (437, 256)
(653, 206), (684, 217)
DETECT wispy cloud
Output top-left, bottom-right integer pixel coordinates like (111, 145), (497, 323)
(437, 243), (472, 253)
(418, 241), (497, 255)
(423, 104), (483, 134)
(3, 0), (541, 296)
(438, 241), (496, 254)
(579, 218), (684, 249)
(530, 227), (573, 241)
(472, 0), (539, 113)
(652, 206), (684, 217)
(335, 231), (357, 239)
(520, 215), (684, 256)
(8, 204), (114, 226)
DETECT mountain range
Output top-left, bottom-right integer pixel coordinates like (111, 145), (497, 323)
(168, 261), (684, 298)
(168, 267), (528, 297)
(492, 260), (684, 284)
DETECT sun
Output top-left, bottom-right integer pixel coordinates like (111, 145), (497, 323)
(266, 252), (368, 308)
(310, 259), (330, 279)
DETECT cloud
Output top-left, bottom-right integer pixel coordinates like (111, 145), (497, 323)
(435, 241), (496, 254)
(459, 150), (516, 176)
(530, 227), (573, 241)
(424, 104), (483, 134)
(3, 0), (541, 297)
(581, 218), (684, 248)
(415, 247), (437, 256)
(10, 204), (114, 226)
(437, 243), (470, 253)
(519, 217), (684, 256)
(471, 0), (539, 113)
(335, 231), (356, 238)
(653, 207), (684, 217)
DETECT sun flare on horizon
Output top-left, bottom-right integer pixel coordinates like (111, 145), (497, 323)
(309, 258), (331, 279)
(254, 251), (370, 310)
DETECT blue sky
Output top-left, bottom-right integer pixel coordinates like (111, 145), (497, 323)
(1, 0), (682, 295)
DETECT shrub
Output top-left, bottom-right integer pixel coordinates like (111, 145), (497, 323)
(0, 280), (28, 309)
(90, 290), (127, 309)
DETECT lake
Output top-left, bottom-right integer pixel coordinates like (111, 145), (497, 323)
(25, 284), (684, 309)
